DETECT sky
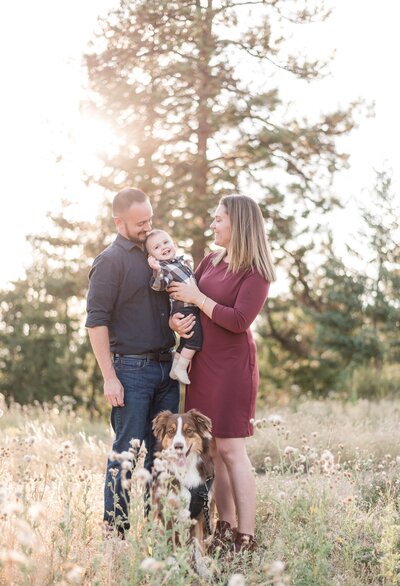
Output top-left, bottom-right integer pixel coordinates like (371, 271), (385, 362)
(0, 0), (399, 287)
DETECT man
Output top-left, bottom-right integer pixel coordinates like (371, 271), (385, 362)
(85, 187), (179, 536)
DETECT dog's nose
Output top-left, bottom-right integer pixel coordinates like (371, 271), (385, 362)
(173, 442), (184, 451)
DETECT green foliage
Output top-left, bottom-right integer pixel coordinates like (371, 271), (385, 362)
(341, 364), (400, 402)
(0, 204), (106, 407)
(0, 269), (78, 403)
(257, 169), (400, 400)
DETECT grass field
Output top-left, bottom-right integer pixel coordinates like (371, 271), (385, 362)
(1, 394), (400, 585)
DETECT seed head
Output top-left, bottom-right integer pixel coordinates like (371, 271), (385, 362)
(140, 557), (164, 572)
(228, 574), (246, 586)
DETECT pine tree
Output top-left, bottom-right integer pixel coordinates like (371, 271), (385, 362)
(84, 0), (358, 265)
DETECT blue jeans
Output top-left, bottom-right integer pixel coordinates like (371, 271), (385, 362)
(104, 355), (180, 533)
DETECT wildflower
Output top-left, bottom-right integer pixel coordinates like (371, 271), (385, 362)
(268, 414), (284, 426)
(157, 472), (171, 486)
(0, 549), (28, 565)
(66, 565), (84, 584)
(3, 501), (23, 516)
(228, 574), (246, 586)
(16, 519), (36, 548)
(178, 507), (191, 522)
(28, 502), (44, 522)
(62, 440), (73, 450)
(133, 468), (151, 485)
(342, 495), (354, 504)
(140, 557), (165, 572)
(320, 450), (335, 473)
(268, 560), (285, 576)
(119, 450), (135, 461)
(153, 458), (167, 472)
(166, 493), (182, 509)
(121, 479), (131, 490)
(121, 460), (132, 471)
(284, 446), (298, 456)
(130, 438), (141, 449)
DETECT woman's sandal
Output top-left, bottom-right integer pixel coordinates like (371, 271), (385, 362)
(207, 520), (237, 555)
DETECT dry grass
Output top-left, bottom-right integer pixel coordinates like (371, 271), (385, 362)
(1, 394), (400, 585)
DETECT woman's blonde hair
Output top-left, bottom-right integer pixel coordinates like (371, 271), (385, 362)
(213, 195), (276, 282)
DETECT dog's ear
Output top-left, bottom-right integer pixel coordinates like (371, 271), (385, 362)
(188, 409), (212, 437)
(152, 410), (172, 440)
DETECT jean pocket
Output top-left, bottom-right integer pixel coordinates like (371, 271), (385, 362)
(114, 357), (147, 371)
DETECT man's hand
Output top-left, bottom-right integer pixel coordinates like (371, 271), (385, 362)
(170, 312), (195, 339)
(148, 255), (161, 270)
(104, 376), (125, 407)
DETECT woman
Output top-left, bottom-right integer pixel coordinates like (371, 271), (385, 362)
(169, 194), (276, 553)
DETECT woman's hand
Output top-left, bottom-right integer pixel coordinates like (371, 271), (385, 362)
(169, 312), (195, 339)
(168, 277), (202, 305)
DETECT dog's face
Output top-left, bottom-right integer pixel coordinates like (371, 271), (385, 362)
(152, 409), (212, 465)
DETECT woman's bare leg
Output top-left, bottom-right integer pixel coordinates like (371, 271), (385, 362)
(215, 437), (256, 535)
(212, 446), (237, 528)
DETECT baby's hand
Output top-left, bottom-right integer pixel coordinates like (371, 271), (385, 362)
(148, 255), (161, 270)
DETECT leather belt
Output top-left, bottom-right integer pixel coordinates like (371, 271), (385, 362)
(113, 351), (173, 362)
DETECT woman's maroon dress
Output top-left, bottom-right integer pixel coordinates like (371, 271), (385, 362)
(185, 253), (270, 437)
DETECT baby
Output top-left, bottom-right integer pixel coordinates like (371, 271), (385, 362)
(145, 229), (203, 385)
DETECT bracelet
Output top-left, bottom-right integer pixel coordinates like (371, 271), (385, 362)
(200, 295), (207, 311)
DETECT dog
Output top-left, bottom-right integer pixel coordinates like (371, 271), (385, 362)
(151, 409), (215, 550)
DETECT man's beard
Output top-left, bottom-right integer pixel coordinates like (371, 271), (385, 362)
(124, 222), (148, 244)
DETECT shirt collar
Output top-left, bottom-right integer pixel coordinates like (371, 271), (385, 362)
(161, 255), (184, 264)
(115, 233), (143, 252)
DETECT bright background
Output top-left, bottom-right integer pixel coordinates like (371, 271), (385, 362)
(0, 0), (399, 286)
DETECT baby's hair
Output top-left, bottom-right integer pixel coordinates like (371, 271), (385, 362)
(145, 229), (170, 250)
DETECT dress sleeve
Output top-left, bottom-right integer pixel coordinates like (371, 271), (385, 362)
(212, 271), (270, 334)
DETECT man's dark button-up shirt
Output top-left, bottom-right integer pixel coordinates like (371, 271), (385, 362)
(85, 233), (175, 355)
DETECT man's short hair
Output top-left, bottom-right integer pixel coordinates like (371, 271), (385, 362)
(112, 188), (149, 217)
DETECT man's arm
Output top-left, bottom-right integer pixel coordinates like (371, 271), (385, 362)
(88, 326), (125, 407)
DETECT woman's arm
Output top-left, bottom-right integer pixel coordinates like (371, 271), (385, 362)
(168, 271), (269, 334)
(212, 272), (269, 333)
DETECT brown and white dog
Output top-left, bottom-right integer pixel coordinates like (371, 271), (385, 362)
(151, 409), (215, 548)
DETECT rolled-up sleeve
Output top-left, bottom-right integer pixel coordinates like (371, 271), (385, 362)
(150, 268), (171, 292)
(211, 271), (270, 334)
(85, 254), (120, 328)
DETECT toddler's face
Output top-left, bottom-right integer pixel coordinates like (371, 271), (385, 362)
(146, 231), (176, 261)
